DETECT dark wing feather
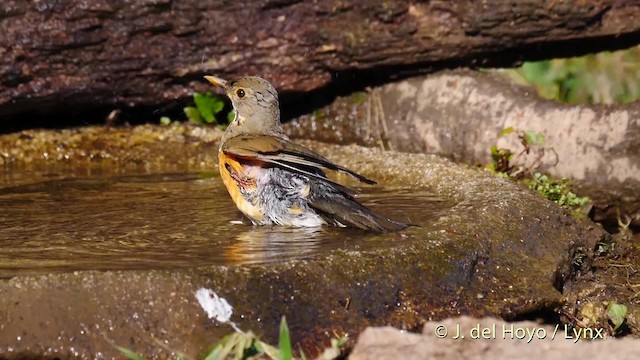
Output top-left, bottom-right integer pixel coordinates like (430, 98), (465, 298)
(256, 157), (357, 195)
(307, 182), (409, 232)
(222, 135), (376, 185)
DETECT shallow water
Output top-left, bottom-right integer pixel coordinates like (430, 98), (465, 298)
(0, 172), (450, 278)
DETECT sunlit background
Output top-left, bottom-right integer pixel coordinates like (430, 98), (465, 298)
(502, 45), (640, 105)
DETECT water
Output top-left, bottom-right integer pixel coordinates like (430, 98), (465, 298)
(0, 172), (449, 278)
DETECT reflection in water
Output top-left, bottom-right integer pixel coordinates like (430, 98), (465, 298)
(224, 227), (324, 265)
(0, 172), (451, 278)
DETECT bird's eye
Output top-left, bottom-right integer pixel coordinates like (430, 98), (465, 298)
(236, 89), (245, 98)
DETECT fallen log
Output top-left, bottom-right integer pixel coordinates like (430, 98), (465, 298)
(2, 0), (640, 121)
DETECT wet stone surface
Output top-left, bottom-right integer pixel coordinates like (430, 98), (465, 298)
(0, 124), (607, 358)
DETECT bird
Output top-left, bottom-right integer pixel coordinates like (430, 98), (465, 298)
(204, 75), (408, 232)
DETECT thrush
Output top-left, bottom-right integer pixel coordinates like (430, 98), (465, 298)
(204, 75), (408, 232)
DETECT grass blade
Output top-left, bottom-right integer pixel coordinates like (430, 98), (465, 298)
(278, 316), (292, 360)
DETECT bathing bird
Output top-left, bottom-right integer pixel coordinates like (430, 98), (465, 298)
(205, 75), (407, 232)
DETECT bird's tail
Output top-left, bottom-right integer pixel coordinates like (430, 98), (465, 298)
(309, 186), (409, 232)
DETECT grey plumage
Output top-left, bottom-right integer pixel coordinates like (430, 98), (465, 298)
(245, 166), (408, 231)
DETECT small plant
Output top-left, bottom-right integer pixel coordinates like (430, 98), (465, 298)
(159, 93), (234, 127)
(528, 172), (591, 217)
(528, 173), (590, 208)
(607, 302), (628, 333)
(278, 316), (292, 360)
(486, 128), (590, 218)
(114, 317), (300, 360)
(571, 246), (587, 270)
(489, 145), (514, 174)
(486, 127), (554, 177)
(112, 289), (345, 360)
(184, 92), (228, 125)
(202, 317), (292, 360)
(110, 343), (146, 360)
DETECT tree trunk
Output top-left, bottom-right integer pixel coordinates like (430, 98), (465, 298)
(2, 0), (640, 120)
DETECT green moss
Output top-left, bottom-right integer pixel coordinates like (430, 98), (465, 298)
(312, 109), (326, 120)
(527, 172), (590, 216)
(350, 92), (368, 104)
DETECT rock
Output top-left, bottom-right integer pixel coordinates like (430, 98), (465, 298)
(350, 316), (640, 360)
(0, 125), (607, 358)
(285, 69), (640, 227)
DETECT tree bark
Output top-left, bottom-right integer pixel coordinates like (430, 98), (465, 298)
(2, 0), (640, 120)
(285, 70), (640, 228)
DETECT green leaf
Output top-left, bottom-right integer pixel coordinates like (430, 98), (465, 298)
(278, 316), (292, 360)
(204, 333), (241, 360)
(607, 302), (628, 331)
(299, 346), (308, 360)
(112, 345), (146, 360)
(227, 109), (236, 123)
(333, 336), (348, 348)
(159, 116), (171, 126)
(498, 127), (514, 137)
(523, 131), (539, 145)
(176, 353), (190, 360)
(184, 106), (203, 124)
(255, 340), (280, 359)
(233, 334), (251, 359)
(194, 92), (224, 123)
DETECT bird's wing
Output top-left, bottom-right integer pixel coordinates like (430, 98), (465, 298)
(222, 134), (376, 191)
(223, 134), (409, 232)
(306, 182), (409, 232)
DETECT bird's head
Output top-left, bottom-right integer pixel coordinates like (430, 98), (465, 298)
(204, 75), (282, 138)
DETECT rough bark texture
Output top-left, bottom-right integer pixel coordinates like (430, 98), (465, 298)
(285, 70), (640, 227)
(2, 0), (640, 120)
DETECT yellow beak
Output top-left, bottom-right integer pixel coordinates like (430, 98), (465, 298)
(204, 75), (227, 89)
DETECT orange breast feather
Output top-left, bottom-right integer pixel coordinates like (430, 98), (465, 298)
(218, 152), (264, 221)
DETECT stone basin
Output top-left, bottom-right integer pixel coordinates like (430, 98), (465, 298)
(0, 125), (606, 358)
